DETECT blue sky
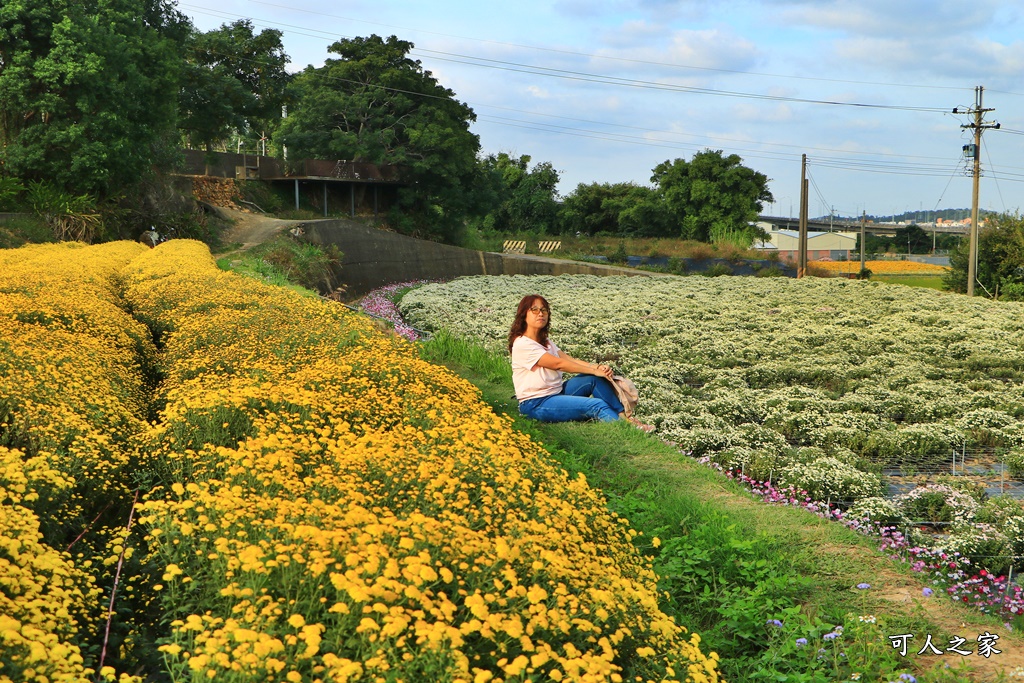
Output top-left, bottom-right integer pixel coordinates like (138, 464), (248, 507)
(177, 0), (1024, 219)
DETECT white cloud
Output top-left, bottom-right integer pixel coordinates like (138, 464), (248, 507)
(777, 0), (1001, 37)
(831, 34), (1024, 85)
(600, 20), (670, 48)
(591, 26), (763, 81)
(732, 102), (794, 122)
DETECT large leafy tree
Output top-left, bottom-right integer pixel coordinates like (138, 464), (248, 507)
(477, 153), (560, 234)
(179, 19), (290, 152)
(944, 214), (1024, 300)
(276, 35), (482, 242)
(652, 149), (773, 245)
(559, 181), (672, 237)
(0, 0), (188, 196)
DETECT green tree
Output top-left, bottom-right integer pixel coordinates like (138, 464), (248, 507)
(613, 185), (674, 237)
(0, 0), (187, 197)
(477, 153), (560, 234)
(944, 214), (1024, 299)
(560, 181), (654, 236)
(276, 35), (482, 242)
(864, 223), (959, 255)
(651, 149), (773, 245)
(179, 19), (290, 152)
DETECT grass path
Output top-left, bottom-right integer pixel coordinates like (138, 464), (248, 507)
(417, 334), (1024, 681)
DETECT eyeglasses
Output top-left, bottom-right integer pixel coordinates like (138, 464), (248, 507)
(529, 306), (549, 314)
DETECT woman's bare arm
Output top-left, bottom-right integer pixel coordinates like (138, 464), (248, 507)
(534, 352), (614, 379)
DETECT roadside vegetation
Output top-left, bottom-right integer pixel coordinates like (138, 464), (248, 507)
(215, 235), (343, 295)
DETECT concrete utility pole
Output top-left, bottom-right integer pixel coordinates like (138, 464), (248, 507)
(956, 86), (999, 296)
(798, 153), (808, 278)
(860, 211), (866, 275)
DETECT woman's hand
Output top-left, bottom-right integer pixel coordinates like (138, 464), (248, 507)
(593, 363), (614, 379)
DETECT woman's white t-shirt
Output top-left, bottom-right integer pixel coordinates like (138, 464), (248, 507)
(511, 336), (563, 402)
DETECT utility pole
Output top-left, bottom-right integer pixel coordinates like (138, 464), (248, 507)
(798, 153), (808, 278)
(860, 211), (866, 275)
(955, 86), (999, 296)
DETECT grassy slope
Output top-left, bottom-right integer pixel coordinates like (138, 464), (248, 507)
(418, 332), (1023, 682)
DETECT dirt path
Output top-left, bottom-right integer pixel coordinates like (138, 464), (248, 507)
(214, 206), (310, 251)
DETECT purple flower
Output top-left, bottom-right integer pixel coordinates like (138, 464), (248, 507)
(767, 619), (783, 627)
(922, 587), (934, 597)
(795, 638), (808, 647)
(898, 675), (917, 683)
(856, 583), (871, 590)
(823, 632), (839, 641)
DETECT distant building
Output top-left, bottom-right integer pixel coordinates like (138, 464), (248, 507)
(755, 228), (857, 263)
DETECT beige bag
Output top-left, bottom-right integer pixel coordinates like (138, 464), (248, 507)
(611, 375), (639, 418)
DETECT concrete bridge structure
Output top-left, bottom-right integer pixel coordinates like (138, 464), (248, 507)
(757, 215), (970, 236)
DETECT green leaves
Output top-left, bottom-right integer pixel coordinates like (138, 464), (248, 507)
(652, 149), (773, 245)
(179, 19), (290, 151)
(275, 35), (481, 243)
(0, 176), (25, 210)
(0, 0), (185, 198)
(475, 153), (562, 235)
(944, 213), (1024, 300)
(25, 179), (100, 241)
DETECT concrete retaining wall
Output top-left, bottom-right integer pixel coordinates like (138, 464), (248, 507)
(302, 219), (662, 297)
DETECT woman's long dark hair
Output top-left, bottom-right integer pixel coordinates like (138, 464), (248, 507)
(507, 294), (550, 353)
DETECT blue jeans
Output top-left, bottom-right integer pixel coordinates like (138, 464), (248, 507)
(519, 375), (624, 423)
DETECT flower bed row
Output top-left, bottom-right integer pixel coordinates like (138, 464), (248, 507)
(398, 274), (1024, 502)
(0, 242), (156, 682)
(121, 241), (719, 682)
(2, 243), (720, 681)
(720, 465), (1024, 623)
(811, 260), (949, 275)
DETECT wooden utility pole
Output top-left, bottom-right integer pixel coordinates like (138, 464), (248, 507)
(798, 153), (808, 278)
(957, 86), (998, 296)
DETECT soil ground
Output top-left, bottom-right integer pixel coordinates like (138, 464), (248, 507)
(213, 206), (309, 252)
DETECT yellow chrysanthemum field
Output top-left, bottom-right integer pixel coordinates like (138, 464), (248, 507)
(810, 259), (949, 275)
(0, 241), (720, 683)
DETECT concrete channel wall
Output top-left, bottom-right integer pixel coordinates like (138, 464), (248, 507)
(302, 219), (666, 298)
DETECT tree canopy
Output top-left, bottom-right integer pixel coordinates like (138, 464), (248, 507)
(652, 149), (773, 245)
(179, 19), (290, 152)
(944, 214), (1024, 300)
(559, 181), (672, 237)
(475, 153), (560, 234)
(276, 35), (482, 241)
(0, 0), (188, 197)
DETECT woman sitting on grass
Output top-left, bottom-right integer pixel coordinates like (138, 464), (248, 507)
(508, 294), (653, 432)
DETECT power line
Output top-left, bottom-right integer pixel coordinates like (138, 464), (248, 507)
(180, 2), (952, 113)
(983, 137), (1008, 213)
(416, 51), (952, 113)
(931, 156), (966, 212)
(805, 167), (831, 213)
(242, 0), (970, 93)
(180, 11), (972, 175)
(177, 2), (1024, 202)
